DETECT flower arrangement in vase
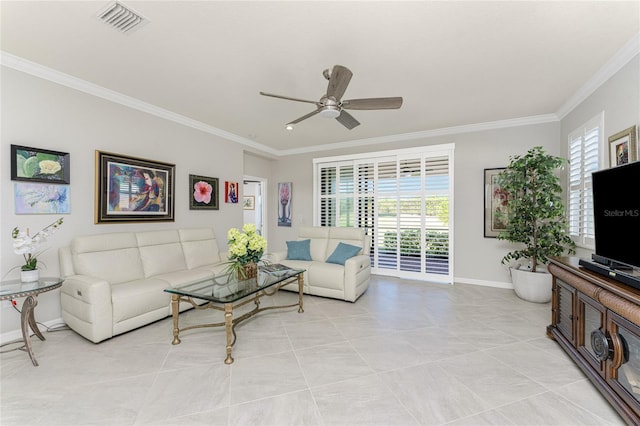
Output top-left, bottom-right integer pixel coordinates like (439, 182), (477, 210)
(11, 217), (64, 282)
(226, 224), (267, 279)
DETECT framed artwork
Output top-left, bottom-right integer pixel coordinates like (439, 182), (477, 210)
(225, 181), (239, 203)
(11, 145), (70, 184)
(189, 174), (219, 210)
(15, 183), (70, 214)
(609, 125), (638, 167)
(243, 196), (255, 210)
(278, 182), (292, 227)
(484, 168), (508, 238)
(95, 151), (175, 223)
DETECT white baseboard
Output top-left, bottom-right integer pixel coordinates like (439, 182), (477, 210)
(454, 276), (514, 290)
(0, 317), (66, 346)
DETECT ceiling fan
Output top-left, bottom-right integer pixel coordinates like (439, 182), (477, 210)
(260, 65), (403, 130)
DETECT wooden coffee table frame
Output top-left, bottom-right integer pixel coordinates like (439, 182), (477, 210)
(169, 272), (304, 364)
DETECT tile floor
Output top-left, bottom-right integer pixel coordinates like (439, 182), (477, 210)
(0, 276), (626, 425)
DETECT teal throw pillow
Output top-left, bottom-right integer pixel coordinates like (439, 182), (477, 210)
(286, 239), (312, 261)
(326, 242), (362, 265)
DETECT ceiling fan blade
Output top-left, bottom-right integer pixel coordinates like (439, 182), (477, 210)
(341, 97), (403, 110)
(335, 110), (360, 130)
(287, 109), (322, 126)
(259, 92), (318, 105)
(326, 65), (353, 101)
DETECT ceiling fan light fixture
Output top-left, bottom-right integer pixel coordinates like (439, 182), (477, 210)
(319, 107), (341, 119)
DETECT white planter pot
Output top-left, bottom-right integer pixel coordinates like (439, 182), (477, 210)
(510, 266), (552, 303)
(20, 269), (40, 283)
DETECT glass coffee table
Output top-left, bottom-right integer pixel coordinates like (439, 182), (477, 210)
(164, 265), (304, 364)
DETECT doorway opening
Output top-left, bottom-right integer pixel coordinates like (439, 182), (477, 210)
(243, 176), (267, 242)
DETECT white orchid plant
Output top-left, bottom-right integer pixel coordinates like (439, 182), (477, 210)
(226, 224), (267, 278)
(12, 218), (64, 271)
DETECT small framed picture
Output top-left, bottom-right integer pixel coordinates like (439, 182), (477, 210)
(225, 181), (239, 203)
(243, 196), (255, 210)
(484, 168), (508, 238)
(11, 145), (70, 184)
(609, 125), (638, 167)
(189, 174), (219, 210)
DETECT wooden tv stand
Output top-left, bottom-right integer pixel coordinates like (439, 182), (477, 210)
(548, 257), (640, 424)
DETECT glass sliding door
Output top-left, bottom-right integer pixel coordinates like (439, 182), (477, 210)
(314, 145), (454, 284)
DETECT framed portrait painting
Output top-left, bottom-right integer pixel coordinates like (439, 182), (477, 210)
(225, 181), (239, 203)
(95, 151), (175, 223)
(11, 145), (70, 184)
(189, 174), (219, 210)
(484, 168), (508, 238)
(609, 125), (638, 167)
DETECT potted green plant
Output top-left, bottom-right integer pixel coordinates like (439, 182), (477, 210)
(497, 146), (576, 303)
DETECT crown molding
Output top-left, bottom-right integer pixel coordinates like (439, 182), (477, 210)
(556, 32), (640, 120)
(0, 51), (280, 157)
(3, 33), (636, 158)
(278, 114), (559, 156)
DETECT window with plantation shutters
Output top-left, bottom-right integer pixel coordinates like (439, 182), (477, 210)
(314, 145), (454, 284)
(568, 113), (603, 249)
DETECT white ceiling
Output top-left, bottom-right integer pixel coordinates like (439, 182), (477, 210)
(1, 1), (639, 156)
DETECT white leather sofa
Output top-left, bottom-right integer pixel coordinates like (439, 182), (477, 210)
(268, 226), (371, 302)
(58, 228), (228, 343)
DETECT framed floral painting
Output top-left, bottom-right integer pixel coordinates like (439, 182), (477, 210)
(11, 145), (70, 184)
(278, 182), (292, 227)
(609, 125), (638, 167)
(95, 151), (175, 223)
(189, 174), (219, 210)
(243, 196), (255, 210)
(484, 168), (508, 238)
(14, 182), (70, 214)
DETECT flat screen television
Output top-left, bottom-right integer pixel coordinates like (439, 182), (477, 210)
(591, 161), (640, 270)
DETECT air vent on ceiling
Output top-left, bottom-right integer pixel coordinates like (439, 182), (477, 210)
(97, 1), (149, 34)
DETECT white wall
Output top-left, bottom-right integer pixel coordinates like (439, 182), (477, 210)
(1, 67), (247, 335)
(560, 55), (640, 259)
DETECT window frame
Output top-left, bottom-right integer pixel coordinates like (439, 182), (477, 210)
(567, 112), (604, 250)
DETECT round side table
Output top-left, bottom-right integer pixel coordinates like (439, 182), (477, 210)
(0, 277), (64, 366)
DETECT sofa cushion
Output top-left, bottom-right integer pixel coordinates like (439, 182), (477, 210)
(308, 262), (345, 291)
(326, 227), (367, 257)
(137, 230), (187, 278)
(298, 226), (330, 261)
(286, 239), (312, 261)
(326, 242), (362, 265)
(111, 278), (171, 323)
(179, 228), (221, 269)
(71, 233), (145, 284)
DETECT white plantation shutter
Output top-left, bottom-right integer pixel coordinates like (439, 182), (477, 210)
(568, 113), (602, 249)
(314, 145), (454, 284)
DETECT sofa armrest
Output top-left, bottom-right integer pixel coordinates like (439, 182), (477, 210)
(344, 254), (370, 275)
(343, 254), (371, 302)
(60, 275), (113, 343)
